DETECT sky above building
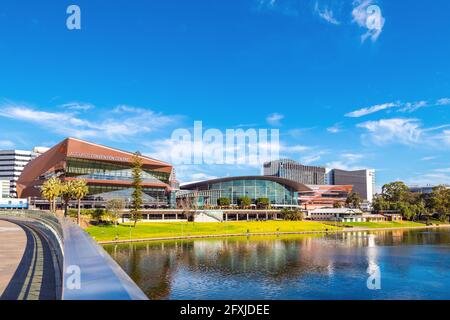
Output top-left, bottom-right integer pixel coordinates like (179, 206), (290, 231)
(0, 0), (449, 188)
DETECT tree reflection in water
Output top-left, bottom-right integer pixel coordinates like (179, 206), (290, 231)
(103, 228), (450, 300)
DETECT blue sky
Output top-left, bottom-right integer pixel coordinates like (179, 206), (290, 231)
(0, 0), (449, 188)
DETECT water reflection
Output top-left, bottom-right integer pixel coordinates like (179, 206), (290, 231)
(103, 228), (450, 300)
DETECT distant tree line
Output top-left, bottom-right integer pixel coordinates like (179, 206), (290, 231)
(372, 181), (450, 222)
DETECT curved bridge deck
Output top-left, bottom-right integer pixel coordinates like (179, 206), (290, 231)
(0, 219), (57, 300)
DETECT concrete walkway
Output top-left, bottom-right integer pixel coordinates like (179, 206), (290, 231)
(0, 219), (57, 300)
(0, 220), (27, 296)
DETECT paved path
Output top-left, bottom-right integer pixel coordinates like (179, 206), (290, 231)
(0, 219), (57, 300)
(0, 220), (27, 296)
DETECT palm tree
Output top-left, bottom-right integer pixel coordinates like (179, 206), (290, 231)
(41, 177), (62, 213)
(72, 179), (89, 226)
(61, 180), (76, 217)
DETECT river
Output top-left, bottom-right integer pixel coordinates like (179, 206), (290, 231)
(103, 227), (450, 300)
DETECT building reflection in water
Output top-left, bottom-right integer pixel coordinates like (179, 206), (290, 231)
(103, 228), (450, 300)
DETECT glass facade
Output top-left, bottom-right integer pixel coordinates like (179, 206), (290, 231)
(64, 157), (169, 204)
(203, 179), (298, 206)
(66, 158), (170, 183)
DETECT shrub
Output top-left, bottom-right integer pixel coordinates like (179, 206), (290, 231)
(256, 198), (270, 209)
(281, 208), (304, 221)
(217, 197), (231, 207)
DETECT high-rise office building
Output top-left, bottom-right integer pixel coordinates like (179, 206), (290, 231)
(0, 179), (10, 198)
(263, 159), (326, 185)
(327, 169), (375, 202)
(0, 147), (49, 198)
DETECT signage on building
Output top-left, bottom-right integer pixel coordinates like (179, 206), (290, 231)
(68, 152), (130, 163)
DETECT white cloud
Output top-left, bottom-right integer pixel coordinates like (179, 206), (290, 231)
(357, 118), (422, 146)
(341, 153), (364, 162)
(301, 154), (321, 165)
(436, 98), (450, 106)
(314, 2), (340, 25)
(438, 130), (450, 145)
(266, 113), (284, 126)
(357, 118), (450, 148)
(346, 102), (399, 118)
(327, 123), (343, 133)
(0, 140), (14, 148)
(60, 102), (94, 111)
(326, 161), (364, 171)
(407, 172), (450, 186)
(176, 165), (220, 184)
(255, 0), (299, 17)
(326, 152), (368, 171)
(0, 102), (180, 141)
(352, 0), (385, 42)
(421, 156), (436, 161)
(346, 97), (449, 118)
(280, 144), (311, 153)
(398, 101), (428, 113)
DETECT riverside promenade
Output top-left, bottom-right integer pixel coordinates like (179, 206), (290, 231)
(0, 211), (148, 300)
(0, 218), (57, 300)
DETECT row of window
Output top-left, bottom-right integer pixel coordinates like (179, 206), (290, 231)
(186, 180), (299, 205)
(66, 157), (170, 183)
(87, 185), (167, 202)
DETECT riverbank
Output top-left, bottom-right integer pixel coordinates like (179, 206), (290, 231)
(87, 221), (340, 243)
(85, 221), (450, 244)
(103, 226), (450, 300)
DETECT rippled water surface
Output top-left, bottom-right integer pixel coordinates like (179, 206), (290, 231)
(103, 228), (450, 300)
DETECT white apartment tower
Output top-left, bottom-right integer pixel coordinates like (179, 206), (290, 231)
(0, 147), (49, 198)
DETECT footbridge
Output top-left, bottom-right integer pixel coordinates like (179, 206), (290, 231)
(0, 210), (147, 300)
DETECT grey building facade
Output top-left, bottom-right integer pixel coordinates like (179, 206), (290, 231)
(263, 159), (326, 185)
(327, 169), (375, 202)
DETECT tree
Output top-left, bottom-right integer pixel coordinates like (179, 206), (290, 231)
(346, 192), (362, 209)
(382, 181), (410, 203)
(256, 198), (270, 209)
(106, 198), (125, 227)
(217, 197), (231, 208)
(281, 208), (304, 221)
(237, 196), (251, 209)
(72, 179), (89, 226)
(373, 181), (429, 221)
(372, 194), (389, 212)
(179, 197), (196, 222)
(130, 152), (143, 227)
(90, 208), (104, 223)
(430, 185), (450, 222)
(41, 177), (62, 213)
(61, 180), (77, 217)
(333, 201), (344, 208)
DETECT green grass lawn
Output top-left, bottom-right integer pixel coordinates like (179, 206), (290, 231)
(343, 221), (426, 229)
(86, 220), (341, 242)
